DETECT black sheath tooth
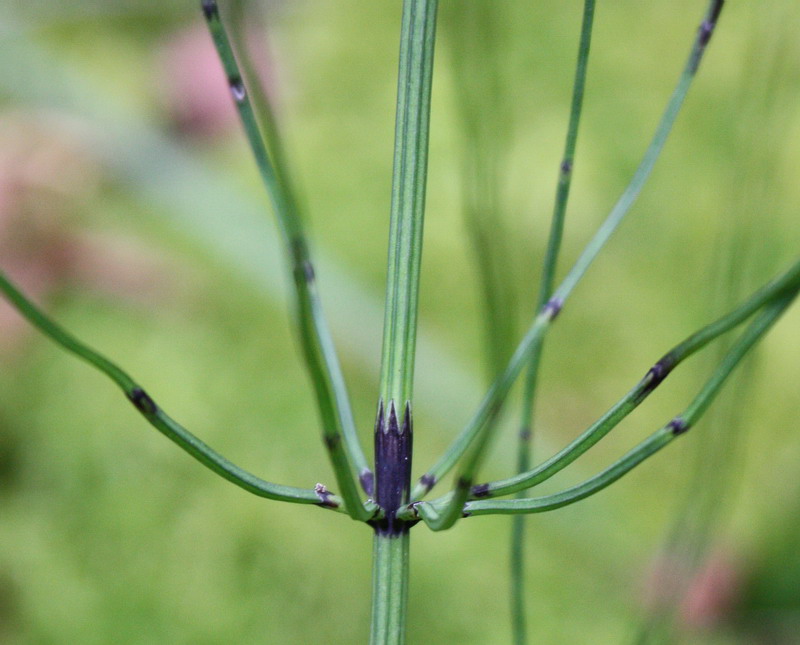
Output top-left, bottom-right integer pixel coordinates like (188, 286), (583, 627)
(471, 483), (491, 498)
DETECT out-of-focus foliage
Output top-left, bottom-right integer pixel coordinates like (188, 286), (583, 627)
(0, 1), (798, 642)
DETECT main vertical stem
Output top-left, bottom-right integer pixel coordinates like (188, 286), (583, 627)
(372, 1), (438, 643)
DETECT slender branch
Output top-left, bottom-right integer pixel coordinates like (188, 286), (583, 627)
(202, 0), (371, 519)
(407, 256), (800, 519)
(549, 0), (724, 305)
(407, 290), (795, 524)
(410, 0), (725, 502)
(227, 0), (299, 215)
(512, 4), (596, 641)
(0, 270), (350, 512)
(447, 2), (517, 381)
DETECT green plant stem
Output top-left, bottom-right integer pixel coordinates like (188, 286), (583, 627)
(405, 257), (800, 518)
(202, 0), (371, 520)
(411, 0), (725, 504)
(511, 3), (595, 641)
(0, 270), (352, 512)
(370, 533), (411, 645)
(371, 2), (438, 643)
(407, 290), (795, 525)
(462, 292), (794, 518)
(378, 0), (438, 409)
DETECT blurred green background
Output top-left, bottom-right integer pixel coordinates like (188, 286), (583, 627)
(0, 1), (799, 643)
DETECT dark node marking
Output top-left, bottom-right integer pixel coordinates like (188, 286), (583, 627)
(668, 417), (689, 436)
(360, 469), (375, 497)
(228, 77), (246, 103)
(543, 297), (563, 321)
(472, 483), (490, 498)
(419, 473), (436, 492)
(457, 476), (472, 491)
(324, 434), (341, 450)
(639, 354), (676, 400)
(519, 426), (532, 442)
(301, 260), (315, 283)
(314, 483), (338, 508)
(698, 20), (714, 46)
(560, 158), (573, 175)
(201, 0), (219, 20)
(128, 388), (157, 415)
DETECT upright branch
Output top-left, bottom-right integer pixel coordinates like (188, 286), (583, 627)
(512, 3), (596, 641)
(202, 0), (371, 520)
(411, 0), (726, 506)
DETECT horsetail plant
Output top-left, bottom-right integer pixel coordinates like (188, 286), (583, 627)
(1, 0), (799, 643)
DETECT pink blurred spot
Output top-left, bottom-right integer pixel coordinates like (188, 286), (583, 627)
(156, 22), (276, 138)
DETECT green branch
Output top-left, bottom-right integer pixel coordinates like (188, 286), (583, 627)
(463, 292), (795, 518)
(0, 270), (349, 512)
(202, 0), (371, 520)
(477, 257), (800, 499)
(411, 0), (726, 504)
(512, 3), (596, 640)
(405, 287), (795, 524)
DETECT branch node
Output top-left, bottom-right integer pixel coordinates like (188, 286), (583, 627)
(314, 483), (339, 508)
(668, 416), (689, 436)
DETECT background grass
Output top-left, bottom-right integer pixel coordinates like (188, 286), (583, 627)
(0, 1), (799, 642)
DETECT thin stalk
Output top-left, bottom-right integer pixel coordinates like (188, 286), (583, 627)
(378, 0), (438, 410)
(371, 531), (411, 645)
(511, 3), (595, 641)
(447, 1), (517, 382)
(227, 0), (299, 213)
(202, 0), (371, 519)
(411, 0), (725, 503)
(461, 292), (795, 518)
(408, 256), (800, 514)
(0, 270), (350, 512)
(371, 1), (438, 643)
